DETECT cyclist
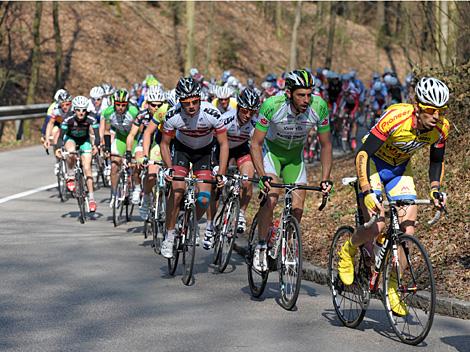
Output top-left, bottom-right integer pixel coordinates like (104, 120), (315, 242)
(88, 86), (108, 119)
(133, 88), (169, 219)
(337, 77), (450, 316)
(102, 88), (140, 207)
(41, 88), (66, 145)
(336, 85), (360, 151)
(212, 85), (237, 114)
(251, 69), (333, 271)
(55, 96), (101, 212)
(203, 88), (261, 249)
(159, 76), (229, 259)
(43, 90), (73, 150)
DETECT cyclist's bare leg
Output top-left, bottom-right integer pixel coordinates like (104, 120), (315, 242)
(239, 161), (255, 212)
(351, 198), (386, 247)
(257, 173), (281, 242)
(110, 156), (121, 191)
(166, 180), (185, 230)
(196, 182), (212, 220)
(144, 163), (158, 194)
(291, 188), (306, 223)
(64, 140), (76, 173)
(81, 153), (94, 195)
(397, 204), (417, 271)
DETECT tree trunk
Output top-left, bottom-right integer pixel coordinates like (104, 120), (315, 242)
(185, 0), (195, 75)
(376, 1), (384, 70)
(23, 1), (42, 140)
(204, 1), (214, 75)
(52, 1), (62, 90)
(275, 1), (282, 39)
(324, 2), (336, 69)
(170, 2), (185, 75)
(288, 0), (302, 71)
(439, 0), (449, 66)
(455, 1), (470, 64)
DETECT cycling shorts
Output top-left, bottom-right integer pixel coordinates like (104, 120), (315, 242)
(262, 141), (306, 184)
(369, 156), (416, 201)
(212, 141), (252, 169)
(111, 135), (136, 157)
(134, 143), (161, 164)
(64, 136), (92, 154)
(172, 139), (213, 180)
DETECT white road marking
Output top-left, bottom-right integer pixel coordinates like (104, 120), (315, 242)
(0, 183), (57, 204)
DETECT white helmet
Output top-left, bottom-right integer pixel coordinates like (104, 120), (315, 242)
(216, 85), (233, 99)
(72, 96), (89, 110)
(165, 89), (179, 107)
(54, 89), (67, 102)
(226, 76), (239, 89)
(415, 77), (449, 108)
(146, 88), (165, 102)
(89, 86), (105, 99)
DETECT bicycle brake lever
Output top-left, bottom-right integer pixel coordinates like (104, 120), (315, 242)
(318, 193), (328, 211)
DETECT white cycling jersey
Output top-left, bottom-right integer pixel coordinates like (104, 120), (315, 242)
(221, 109), (256, 148)
(163, 101), (226, 149)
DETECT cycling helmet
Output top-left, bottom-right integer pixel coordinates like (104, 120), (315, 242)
(175, 76), (201, 99)
(373, 81), (383, 92)
(285, 69), (313, 91)
(101, 83), (115, 96)
(189, 67), (199, 77)
(90, 86), (105, 100)
(216, 85), (233, 99)
(57, 90), (72, 103)
(221, 70), (231, 84)
(226, 76), (239, 89)
(146, 88), (165, 102)
(415, 77), (449, 108)
(276, 77), (286, 90)
(265, 73), (277, 83)
(388, 76), (398, 86)
(247, 78), (255, 88)
(237, 88), (260, 110)
(349, 70), (357, 79)
(314, 77), (322, 89)
(383, 74), (393, 85)
(113, 88), (130, 103)
(405, 73), (414, 85)
(72, 96), (89, 110)
(200, 90), (209, 101)
(54, 89), (67, 102)
(327, 71), (339, 80)
(372, 72), (380, 81)
(165, 89), (179, 107)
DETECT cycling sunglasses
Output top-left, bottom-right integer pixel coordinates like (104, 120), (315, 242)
(75, 108), (87, 113)
(114, 102), (128, 107)
(418, 103), (448, 114)
(61, 102), (72, 107)
(149, 102), (163, 108)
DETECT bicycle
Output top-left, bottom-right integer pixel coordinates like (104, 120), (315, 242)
(92, 149), (109, 189)
(247, 182), (328, 310)
(167, 174), (217, 286)
(328, 177), (441, 345)
(111, 155), (136, 227)
(61, 150), (89, 224)
(212, 169), (254, 273)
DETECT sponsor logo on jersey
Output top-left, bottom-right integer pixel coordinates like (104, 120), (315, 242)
(259, 117), (269, 126)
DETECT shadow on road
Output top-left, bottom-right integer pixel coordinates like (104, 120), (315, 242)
(441, 335), (470, 352)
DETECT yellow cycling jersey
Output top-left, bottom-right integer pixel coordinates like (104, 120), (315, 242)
(368, 103), (449, 165)
(212, 97), (237, 111)
(47, 102), (56, 116)
(151, 103), (169, 132)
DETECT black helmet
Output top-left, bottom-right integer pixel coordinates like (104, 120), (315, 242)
(285, 69), (314, 91)
(175, 76), (201, 99)
(113, 88), (130, 103)
(237, 88), (261, 110)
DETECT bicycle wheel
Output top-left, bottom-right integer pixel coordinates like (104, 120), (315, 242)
(212, 207), (225, 266)
(154, 188), (166, 254)
(218, 198), (240, 273)
(247, 214), (269, 298)
(113, 174), (125, 227)
(278, 216), (302, 310)
(167, 212), (183, 276)
(328, 226), (369, 328)
(57, 160), (67, 202)
(182, 207), (197, 286)
(383, 234), (436, 345)
(75, 172), (86, 224)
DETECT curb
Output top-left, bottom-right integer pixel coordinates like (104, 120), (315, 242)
(233, 243), (470, 320)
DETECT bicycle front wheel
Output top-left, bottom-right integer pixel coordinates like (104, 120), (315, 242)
(76, 172), (86, 224)
(247, 215), (269, 298)
(328, 226), (369, 328)
(113, 175), (125, 227)
(57, 161), (68, 202)
(278, 216), (302, 310)
(154, 187), (167, 254)
(182, 207), (197, 286)
(383, 234), (436, 345)
(218, 198), (239, 273)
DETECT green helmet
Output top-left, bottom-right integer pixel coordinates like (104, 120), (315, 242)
(113, 88), (129, 104)
(285, 69), (313, 91)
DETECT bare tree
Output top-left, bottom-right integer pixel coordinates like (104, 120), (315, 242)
(205, 1), (214, 75)
(288, 1), (302, 71)
(325, 1), (336, 68)
(275, 1), (282, 39)
(185, 0), (195, 74)
(52, 1), (63, 90)
(169, 2), (185, 75)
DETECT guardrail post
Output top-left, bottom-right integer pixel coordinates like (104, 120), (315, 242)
(16, 120), (24, 140)
(0, 122), (4, 142)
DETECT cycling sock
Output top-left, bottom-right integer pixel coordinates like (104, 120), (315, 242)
(166, 229), (176, 241)
(88, 192), (94, 200)
(134, 184), (141, 191)
(206, 221), (214, 231)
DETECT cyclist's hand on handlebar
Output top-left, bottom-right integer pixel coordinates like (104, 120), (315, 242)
(430, 187), (447, 209)
(92, 145), (98, 156)
(55, 148), (62, 158)
(215, 174), (227, 189)
(320, 180), (333, 194)
(142, 156), (149, 167)
(163, 167), (174, 181)
(43, 139), (50, 149)
(364, 190), (382, 214)
(125, 150), (132, 164)
(258, 175), (272, 195)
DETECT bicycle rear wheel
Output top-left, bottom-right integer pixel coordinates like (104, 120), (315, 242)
(278, 216), (302, 310)
(154, 187), (166, 254)
(57, 162), (67, 202)
(218, 198), (239, 273)
(168, 212), (183, 275)
(247, 214), (269, 298)
(76, 172), (86, 224)
(113, 174), (125, 227)
(328, 226), (369, 328)
(182, 207), (197, 286)
(383, 234), (436, 345)
(212, 207), (224, 266)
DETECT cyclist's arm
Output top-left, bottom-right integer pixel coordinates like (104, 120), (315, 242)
(56, 123), (68, 149)
(250, 128), (267, 177)
(45, 116), (56, 141)
(355, 134), (384, 192)
(126, 124), (139, 152)
(429, 144), (445, 189)
(91, 123), (101, 147)
(215, 130), (229, 176)
(142, 120), (158, 158)
(318, 131), (333, 181)
(41, 115), (52, 136)
(160, 132), (173, 169)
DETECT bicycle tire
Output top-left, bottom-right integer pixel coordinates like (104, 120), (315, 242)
(383, 234), (436, 345)
(113, 173), (125, 227)
(212, 204), (225, 265)
(167, 212), (183, 276)
(278, 216), (302, 310)
(182, 207), (197, 286)
(247, 215), (269, 298)
(76, 171), (86, 224)
(218, 198), (240, 273)
(328, 226), (369, 328)
(57, 162), (67, 202)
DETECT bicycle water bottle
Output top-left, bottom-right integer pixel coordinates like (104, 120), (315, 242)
(369, 233), (386, 290)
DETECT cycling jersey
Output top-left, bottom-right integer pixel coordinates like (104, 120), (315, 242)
(212, 97), (237, 114)
(102, 105), (139, 139)
(58, 113), (100, 153)
(368, 103), (449, 166)
(163, 101), (226, 149)
(51, 105), (73, 125)
(221, 109), (256, 149)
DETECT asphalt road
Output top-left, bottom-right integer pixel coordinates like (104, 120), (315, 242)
(0, 146), (468, 352)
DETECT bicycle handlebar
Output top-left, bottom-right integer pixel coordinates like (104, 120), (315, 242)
(171, 176), (218, 185)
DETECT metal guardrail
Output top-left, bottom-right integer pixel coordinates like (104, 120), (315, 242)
(0, 103), (49, 142)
